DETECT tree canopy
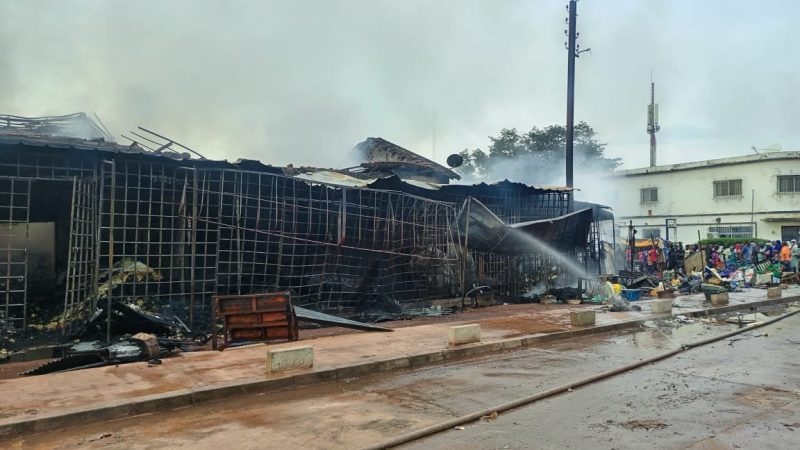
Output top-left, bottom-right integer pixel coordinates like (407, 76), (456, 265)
(457, 122), (620, 183)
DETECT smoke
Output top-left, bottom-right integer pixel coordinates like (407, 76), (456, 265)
(0, 0), (797, 169)
(456, 150), (621, 212)
(459, 153), (606, 186)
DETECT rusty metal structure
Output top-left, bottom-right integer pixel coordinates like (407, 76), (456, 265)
(212, 292), (298, 350)
(0, 113), (604, 340)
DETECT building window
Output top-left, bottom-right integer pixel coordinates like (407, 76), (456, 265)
(641, 228), (660, 239)
(777, 175), (800, 193)
(708, 225), (753, 239)
(640, 187), (658, 204)
(713, 179), (742, 198)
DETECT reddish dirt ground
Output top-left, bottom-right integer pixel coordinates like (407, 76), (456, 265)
(298, 302), (582, 339)
(0, 303), (581, 381)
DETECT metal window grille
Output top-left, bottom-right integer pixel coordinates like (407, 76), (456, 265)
(713, 179), (742, 197)
(777, 175), (800, 193)
(640, 187), (658, 204)
(708, 225), (753, 239)
(641, 228), (660, 239)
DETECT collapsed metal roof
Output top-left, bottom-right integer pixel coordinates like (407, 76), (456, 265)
(351, 137), (461, 181)
(457, 198), (594, 254)
(0, 112), (112, 141)
(0, 112), (582, 200)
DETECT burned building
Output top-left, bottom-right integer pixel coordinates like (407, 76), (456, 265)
(0, 114), (608, 342)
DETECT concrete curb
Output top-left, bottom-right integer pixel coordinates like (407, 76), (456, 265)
(1, 295), (797, 439)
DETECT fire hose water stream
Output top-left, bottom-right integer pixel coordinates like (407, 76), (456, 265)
(507, 228), (591, 281)
(359, 307), (800, 450)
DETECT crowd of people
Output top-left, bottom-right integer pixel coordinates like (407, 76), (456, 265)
(626, 239), (800, 276)
(690, 240), (800, 272)
(627, 243), (684, 275)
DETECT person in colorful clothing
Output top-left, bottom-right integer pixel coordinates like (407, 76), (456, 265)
(791, 240), (800, 273)
(742, 243), (752, 264)
(648, 246), (658, 274)
(780, 241), (792, 271)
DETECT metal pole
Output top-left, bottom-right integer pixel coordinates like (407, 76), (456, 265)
(593, 218), (601, 275)
(750, 188), (755, 238)
(565, 0), (577, 189)
(190, 169), (198, 329)
(628, 221), (635, 273)
(106, 161), (116, 344)
(648, 81), (659, 167)
(460, 198), (472, 307)
(63, 177), (78, 336)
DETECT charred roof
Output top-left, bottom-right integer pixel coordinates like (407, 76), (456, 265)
(0, 112), (112, 141)
(351, 137), (461, 182)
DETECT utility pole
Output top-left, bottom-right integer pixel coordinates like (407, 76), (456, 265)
(565, 0), (589, 190)
(647, 79), (660, 167)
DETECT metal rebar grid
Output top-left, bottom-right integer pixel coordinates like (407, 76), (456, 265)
(89, 161), (462, 327)
(0, 148), (96, 181)
(96, 160), (201, 322)
(469, 250), (576, 298)
(0, 142), (588, 333)
(0, 177), (30, 329)
(62, 177), (97, 333)
(199, 169), (460, 313)
(432, 189), (570, 224)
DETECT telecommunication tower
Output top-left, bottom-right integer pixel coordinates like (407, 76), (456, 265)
(647, 81), (660, 167)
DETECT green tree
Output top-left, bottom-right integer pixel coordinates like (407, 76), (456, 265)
(458, 122), (620, 181)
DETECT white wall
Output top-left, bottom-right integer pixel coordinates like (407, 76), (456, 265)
(601, 157), (800, 243)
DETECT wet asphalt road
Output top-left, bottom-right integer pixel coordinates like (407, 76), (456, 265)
(4, 307), (799, 450)
(407, 312), (800, 450)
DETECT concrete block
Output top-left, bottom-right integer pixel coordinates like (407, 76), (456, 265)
(710, 293), (729, 306)
(650, 299), (673, 314)
(767, 287), (782, 299)
(448, 324), (481, 346)
(266, 346), (314, 373)
(570, 310), (596, 327)
(755, 273), (772, 286)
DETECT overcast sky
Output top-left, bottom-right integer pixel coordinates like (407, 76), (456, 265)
(1, 0), (798, 181)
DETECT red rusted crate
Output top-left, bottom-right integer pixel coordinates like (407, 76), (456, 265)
(212, 292), (298, 350)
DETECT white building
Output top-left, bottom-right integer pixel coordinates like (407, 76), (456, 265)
(609, 151), (800, 243)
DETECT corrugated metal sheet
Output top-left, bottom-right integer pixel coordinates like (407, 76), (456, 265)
(457, 197), (594, 254)
(354, 137), (461, 180)
(293, 171), (375, 187)
(295, 306), (392, 332)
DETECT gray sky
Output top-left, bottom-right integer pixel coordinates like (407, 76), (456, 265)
(1, 0), (798, 177)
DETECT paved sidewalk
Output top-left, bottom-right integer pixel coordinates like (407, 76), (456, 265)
(1, 286), (797, 438)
